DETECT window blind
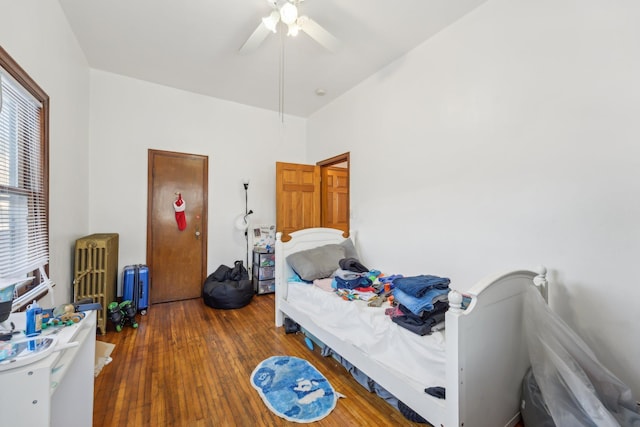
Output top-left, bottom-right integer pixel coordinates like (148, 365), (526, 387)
(0, 67), (49, 291)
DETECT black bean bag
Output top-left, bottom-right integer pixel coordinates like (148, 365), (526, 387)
(202, 261), (254, 309)
(203, 279), (254, 309)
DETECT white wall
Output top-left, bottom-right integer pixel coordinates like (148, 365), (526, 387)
(0, 1), (307, 303)
(88, 70), (306, 290)
(3, 0), (638, 403)
(308, 0), (640, 397)
(0, 0), (91, 304)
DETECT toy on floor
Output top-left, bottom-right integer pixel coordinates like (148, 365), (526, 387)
(107, 300), (138, 332)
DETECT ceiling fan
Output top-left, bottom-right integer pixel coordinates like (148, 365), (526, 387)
(239, 0), (341, 53)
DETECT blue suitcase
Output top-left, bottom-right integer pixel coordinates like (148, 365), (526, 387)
(123, 264), (150, 314)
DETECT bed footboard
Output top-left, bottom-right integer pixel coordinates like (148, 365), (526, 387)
(446, 267), (548, 427)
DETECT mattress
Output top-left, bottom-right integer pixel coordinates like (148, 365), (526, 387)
(286, 281), (447, 392)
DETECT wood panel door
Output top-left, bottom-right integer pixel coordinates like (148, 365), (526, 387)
(147, 150), (208, 303)
(276, 162), (321, 240)
(322, 166), (349, 234)
(276, 153), (350, 240)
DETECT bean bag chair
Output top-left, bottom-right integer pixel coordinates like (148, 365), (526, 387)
(202, 261), (254, 309)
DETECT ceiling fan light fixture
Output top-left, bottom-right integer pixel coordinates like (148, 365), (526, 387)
(279, 2), (298, 25)
(287, 22), (301, 37)
(262, 10), (280, 33)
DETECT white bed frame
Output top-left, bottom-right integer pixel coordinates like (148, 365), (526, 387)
(275, 228), (548, 427)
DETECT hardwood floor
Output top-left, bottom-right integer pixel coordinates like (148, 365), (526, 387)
(93, 294), (427, 426)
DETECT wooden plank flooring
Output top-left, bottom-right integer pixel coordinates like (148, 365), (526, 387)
(93, 294), (427, 426)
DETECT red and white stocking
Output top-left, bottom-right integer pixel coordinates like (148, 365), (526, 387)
(174, 196), (187, 231)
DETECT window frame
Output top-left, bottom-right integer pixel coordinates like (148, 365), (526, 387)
(0, 45), (50, 310)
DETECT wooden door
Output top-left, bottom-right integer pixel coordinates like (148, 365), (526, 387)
(322, 166), (349, 234)
(276, 154), (350, 240)
(147, 150), (208, 303)
(275, 162), (321, 240)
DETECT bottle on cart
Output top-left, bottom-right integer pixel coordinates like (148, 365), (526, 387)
(25, 300), (42, 337)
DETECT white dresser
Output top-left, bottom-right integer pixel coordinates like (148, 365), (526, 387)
(0, 310), (96, 427)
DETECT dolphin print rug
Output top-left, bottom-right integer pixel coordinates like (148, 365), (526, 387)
(251, 355), (340, 423)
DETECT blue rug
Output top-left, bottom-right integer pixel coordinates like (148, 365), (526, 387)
(251, 355), (339, 423)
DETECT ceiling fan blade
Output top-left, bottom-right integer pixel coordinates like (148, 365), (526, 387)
(298, 16), (341, 53)
(239, 22), (271, 53)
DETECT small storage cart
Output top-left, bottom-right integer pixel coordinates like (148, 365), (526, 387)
(252, 249), (275, 294)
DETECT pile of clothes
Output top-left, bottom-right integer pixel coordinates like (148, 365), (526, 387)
(326, 258), (381, 301)
(386, 275), (451, 336)
(325, 259), (453, 337)
(332, 257), (373, 289)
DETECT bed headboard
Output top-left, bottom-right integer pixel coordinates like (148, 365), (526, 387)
(274, 227), (355, 325)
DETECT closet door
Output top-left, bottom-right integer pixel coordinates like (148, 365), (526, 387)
(275, 162), (321, 241)
(321, 166), (349, 235)
(276, 153), (350, 241)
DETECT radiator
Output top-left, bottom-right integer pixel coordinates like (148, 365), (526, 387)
(74, 233), (119, 335)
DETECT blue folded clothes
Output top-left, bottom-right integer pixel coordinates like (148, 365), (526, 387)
(393, 287), (450, 316)
(334, 275), (373, 290)
(393, 275), (450, 298)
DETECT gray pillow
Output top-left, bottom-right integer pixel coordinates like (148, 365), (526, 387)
(286, 244), (346, 281)
(340, 238), (359, 259)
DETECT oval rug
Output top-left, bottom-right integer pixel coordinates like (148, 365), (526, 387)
(250, 355), (339, 423)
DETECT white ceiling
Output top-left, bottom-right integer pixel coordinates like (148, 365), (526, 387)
(58, 0), (487, 118)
